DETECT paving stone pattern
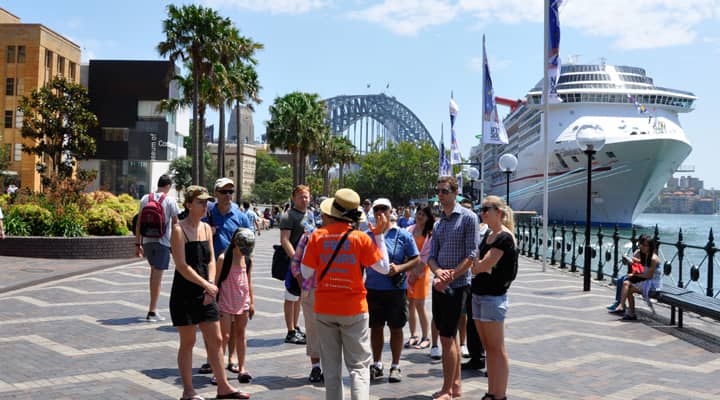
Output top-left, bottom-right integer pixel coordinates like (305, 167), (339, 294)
(1, 229), (719, 399)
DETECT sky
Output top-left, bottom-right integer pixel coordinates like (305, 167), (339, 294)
(4, 0), (720, 187)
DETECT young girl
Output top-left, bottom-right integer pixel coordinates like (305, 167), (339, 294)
(215, 228), (256, 385)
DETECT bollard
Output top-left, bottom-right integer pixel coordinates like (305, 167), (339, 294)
(596, 226), (604, 280)
(706, 228), (715, 297)
(560, 225), (567, 269)
(534, 223), (540, 260)
(677, 229), (685, 288)
(550, 225), (557, 265)
(612, 225), (620, 280)
(571, 224), (578, 273)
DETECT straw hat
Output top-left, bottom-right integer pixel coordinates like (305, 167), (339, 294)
(320, 188), (366, 223)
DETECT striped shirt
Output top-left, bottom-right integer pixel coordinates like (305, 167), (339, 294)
(429, 203), (479, 288)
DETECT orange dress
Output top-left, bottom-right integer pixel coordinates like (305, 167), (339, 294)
(407, 231), (430, 300)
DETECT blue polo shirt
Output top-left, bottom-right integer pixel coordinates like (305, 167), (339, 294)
(205, 201), (251, 258)
(365, 227), (419, 290)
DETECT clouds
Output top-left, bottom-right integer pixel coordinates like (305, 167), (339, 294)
(205, 0), (331, 14)
(345, 0), (719, 49)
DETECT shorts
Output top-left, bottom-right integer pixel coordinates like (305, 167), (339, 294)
(432, 285), (469, 338)
(367, 289), (408, 329)
(144, 242), (170, 270)
(471, 293), (508, 322)
(285, 289), (300, 302)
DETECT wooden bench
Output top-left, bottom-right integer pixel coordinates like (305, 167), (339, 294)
(650, 286), (720, 328)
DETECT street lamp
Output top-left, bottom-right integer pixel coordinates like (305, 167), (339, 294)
(498, 153), (518, 207)
(467, 167), (479, 203)
(576, 124), (606, 292)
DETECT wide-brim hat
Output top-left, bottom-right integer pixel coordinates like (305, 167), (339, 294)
(185, 185), (215, 202)
(320, 188), (366, 223)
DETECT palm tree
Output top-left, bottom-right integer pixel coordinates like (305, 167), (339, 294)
(157, 4), (236, 185)
(266, 92), (327, 186)
(313, 130), (338, 196)
(334, 135), (356, 188)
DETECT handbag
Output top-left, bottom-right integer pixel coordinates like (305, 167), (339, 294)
(389, 232), (407, 288)
(271, 244), (291, 281)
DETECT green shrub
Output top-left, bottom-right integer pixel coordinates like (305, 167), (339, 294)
(85, 206), (128, 236)
(51, 203), (87, 237)
(6, 204), (53, 236)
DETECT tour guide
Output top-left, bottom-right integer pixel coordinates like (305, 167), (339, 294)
(301, 188), (390, 400)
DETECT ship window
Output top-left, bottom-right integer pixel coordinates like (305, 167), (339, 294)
(571, 155), (579, 162)
(605, 151), (616, 158)
(630, 131), (637, 135)
(555, 153), (569, 169)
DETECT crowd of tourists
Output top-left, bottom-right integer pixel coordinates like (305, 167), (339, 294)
(134, 175), (518, 400)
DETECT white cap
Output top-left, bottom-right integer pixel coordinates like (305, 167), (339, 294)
(214, 177), (234, 191)
(372, 198), (392, 210)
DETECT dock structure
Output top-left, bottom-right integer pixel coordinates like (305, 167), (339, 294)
(1, 229), (719, 399)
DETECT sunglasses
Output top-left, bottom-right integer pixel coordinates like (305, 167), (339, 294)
(217, 189), (234, 195)
(373, 205), (389, 212)
(434, 188), (451, 195)
(480, 206), (496, 213)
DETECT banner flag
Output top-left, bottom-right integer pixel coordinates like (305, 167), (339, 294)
(449, 97), (462, 164)
(482, 35), (509, 145)
(439, 125), (452, 177)
(545, 0), (564, 104)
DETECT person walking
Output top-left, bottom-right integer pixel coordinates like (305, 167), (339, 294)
(365, 198), (419, 383)
(215, 228), (256, 386)
(470, 195), (517, 400)
(301, 188), (390, 400)
(279, 185), (314, 345)
(243, 201), (261, 236)
(135, 174), (180, 322)
(428, 176), (479, 400)
(169, 185), (249, 400)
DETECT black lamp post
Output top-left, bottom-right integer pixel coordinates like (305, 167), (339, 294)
(576, 124), (606, 292)
(498, 153), (518, 208)
(468, 167), (479, 203)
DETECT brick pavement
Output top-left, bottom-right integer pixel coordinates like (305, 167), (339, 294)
(1, 228), (720, 399)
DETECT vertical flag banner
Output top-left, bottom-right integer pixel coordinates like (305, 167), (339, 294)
(449, 97), (462, 164)
(546, 0), (563, 104)
(456, 172), (464, 194)
(438, 124), (451, 177)
(482, 35), (509, 145)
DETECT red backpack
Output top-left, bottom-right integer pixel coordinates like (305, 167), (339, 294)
(139, 193), (166, 238)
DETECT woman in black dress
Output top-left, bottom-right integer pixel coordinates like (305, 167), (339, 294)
(470, 195), (516, 400)
(170, 186), (249, 400)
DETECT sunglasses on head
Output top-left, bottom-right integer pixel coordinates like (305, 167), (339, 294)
(373, 205), (389, 212)
(434, 188), (451, 195)
(480, 205), (496, 213)
(217, 189), (234, 195)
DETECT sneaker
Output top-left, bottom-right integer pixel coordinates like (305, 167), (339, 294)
(388, 367), (402, 383)
(285, 331), (306, 345)
(621, 313), (638, 321)
(146, 311), (165, 322)
(460, 345), (470, 358)
(606, 301), (620, 310)
(295, 326), (306, 338)
(369, 365), (384, 380)
(430, 346), (441, 360)
(309, 366), (323, 383)
(461, 358), (486, 370)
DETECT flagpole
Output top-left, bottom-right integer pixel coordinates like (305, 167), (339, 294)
(541, 0), (550, 272)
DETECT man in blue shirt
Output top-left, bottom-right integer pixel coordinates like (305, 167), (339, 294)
(428, 176), (479, 400)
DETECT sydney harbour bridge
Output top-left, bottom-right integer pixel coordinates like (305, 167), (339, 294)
(325, 94), (436, 153)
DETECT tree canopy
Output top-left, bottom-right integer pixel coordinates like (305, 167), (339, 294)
(18, 76), (97, 179)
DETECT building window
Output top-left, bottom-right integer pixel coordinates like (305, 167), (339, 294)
(68, 62), (76, 82)
(57, 55), (65, 76)
(45, 49), (53, 69)
(15, 109), (22, 128)
(14, 143), (22, 161)
(17, 46), (25, 63)
(6, 46), (15, 63)
(4, 110), (12, 128)
(102, 127), (129, 142)
(5, 78), (14, 96)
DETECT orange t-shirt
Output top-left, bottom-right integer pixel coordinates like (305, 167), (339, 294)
(302, 221), (383, 316)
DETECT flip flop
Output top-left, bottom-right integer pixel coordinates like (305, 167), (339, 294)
(179, 395), (205, 400)
(404, 335), (420, 348)
(216, 391), (251, 399)
(415, 337), (431, 350)
(238, 372), (253, 383)
(198, 363), (212, 374)
(227, 363), (240, 374)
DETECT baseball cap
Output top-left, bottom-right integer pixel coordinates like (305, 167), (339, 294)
(214, 177), (234, 191)
(372, 198), (392, 210)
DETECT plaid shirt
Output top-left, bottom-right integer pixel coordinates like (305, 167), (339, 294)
(429, 203), (479, 288)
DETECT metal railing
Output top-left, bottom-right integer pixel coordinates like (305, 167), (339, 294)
(516, 223), (719, 299)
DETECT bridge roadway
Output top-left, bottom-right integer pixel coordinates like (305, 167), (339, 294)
(1, 228), (719, 399)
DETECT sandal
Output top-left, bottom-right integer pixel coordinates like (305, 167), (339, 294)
(238, 372), (253, 383)
(198, 363), (212, 374)
(227, 363), (240, 374)
(415, 337), (431, 350)
(404, 335), (420, 348)
(180, 395), (205, 400)
(216, 391), (250, 399)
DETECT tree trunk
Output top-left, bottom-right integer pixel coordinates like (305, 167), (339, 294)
(322, 166), (330, 196)
(199, 107), (206, 187)
(338, 163), (345, 188)
(192, 67), (200, 184)
(293, 151), (301, 187)
(235, 101), (242, 203)
(218, 104), (226, 177)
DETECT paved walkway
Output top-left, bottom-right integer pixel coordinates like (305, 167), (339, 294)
(1, 229), (719, 399)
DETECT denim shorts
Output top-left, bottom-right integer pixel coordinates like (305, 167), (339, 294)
(144, 242), (170, 270)
(471, 293), (508, 322)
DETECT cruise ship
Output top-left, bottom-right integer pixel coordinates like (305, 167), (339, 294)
(480, 62), (696, 226)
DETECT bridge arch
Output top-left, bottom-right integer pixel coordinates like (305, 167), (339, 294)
(325, 94), (436, 154)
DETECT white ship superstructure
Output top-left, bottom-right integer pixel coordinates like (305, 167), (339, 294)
(479, 63), (696, 226)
